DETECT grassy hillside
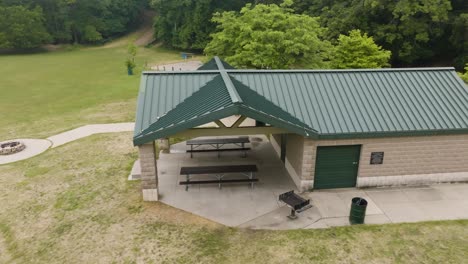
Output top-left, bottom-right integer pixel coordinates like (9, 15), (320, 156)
(0, 133), (467, 263)
(0, 43), (191, 140)
(1, 29), (467, 264)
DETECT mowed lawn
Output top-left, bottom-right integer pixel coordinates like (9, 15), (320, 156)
(0, 44), (184, 140)
(0, 134), (467, 263)
(1, 38), (468, 263)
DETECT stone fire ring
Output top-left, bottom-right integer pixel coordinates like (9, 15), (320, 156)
(0, 139), (51, 165)
(0, 141), (26, 155)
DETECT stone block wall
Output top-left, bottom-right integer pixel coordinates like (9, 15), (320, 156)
(357, 135), (468, 178)
(301, 134), (468, 188)
(157, 138), (170, 153)
(138, 142), (159, 201)
(271, 134), (313, 192)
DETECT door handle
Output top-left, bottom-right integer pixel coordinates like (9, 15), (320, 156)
(352, 162), (358, 165)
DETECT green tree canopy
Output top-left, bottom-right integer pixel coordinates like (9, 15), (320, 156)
(331, 30), (391, 69)
(204, 0), (331, 69)
(0, 5), (51, 49)
(0, 0), (145, 45)
(458, 64), (468, 83)
(297, 0), (456, 65)
(151, 0), (261, 50)
(450, 11), (468, 67)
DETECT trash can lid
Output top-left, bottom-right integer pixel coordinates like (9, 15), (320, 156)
(352, 197), (368, 206)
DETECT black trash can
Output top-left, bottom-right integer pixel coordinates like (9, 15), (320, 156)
(349, 197), (368, 225)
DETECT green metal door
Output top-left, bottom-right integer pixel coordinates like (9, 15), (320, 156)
(314, 145), (361, 189)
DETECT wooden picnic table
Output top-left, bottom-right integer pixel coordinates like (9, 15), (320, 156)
(179, 164), (258, 190)
(186, 137), (250, 158)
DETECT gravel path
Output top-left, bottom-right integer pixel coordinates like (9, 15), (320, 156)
(151, 61), (203, 71)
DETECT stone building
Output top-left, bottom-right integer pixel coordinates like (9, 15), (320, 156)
(133, 57), (468, 201)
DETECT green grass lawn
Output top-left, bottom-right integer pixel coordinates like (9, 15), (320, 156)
(1, 35), (468, 264)
(0, 134), (467, 263)
(0, 43), (196, 140)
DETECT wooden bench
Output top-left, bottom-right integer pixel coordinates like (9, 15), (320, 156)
(186, 137), (250, 158)
(179, 164), (258, 190)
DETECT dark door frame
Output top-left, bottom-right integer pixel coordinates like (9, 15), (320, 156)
(280, 134), (287, 163)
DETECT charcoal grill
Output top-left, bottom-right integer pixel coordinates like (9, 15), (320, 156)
(279, 190), (312, 219)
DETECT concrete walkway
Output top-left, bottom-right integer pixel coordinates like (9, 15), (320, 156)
(0, 122), (134, 165)
(239, 184), (468, 230)
(47, 123), (134, 148)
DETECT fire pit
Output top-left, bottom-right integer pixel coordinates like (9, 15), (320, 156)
(0, 141), (26, 155)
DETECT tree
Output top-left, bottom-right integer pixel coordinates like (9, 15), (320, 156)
(0, 0), (145, 45)
(299, 0), (453, 65)
(204, 0), (331, 69)
(449, 11), (468, 68)
(331, 30), (391, 69)
(458, 64), (468, 83)
(125, 42), (137, 75)
(0, 5), (51, 49)
(151, 0), (255, 50)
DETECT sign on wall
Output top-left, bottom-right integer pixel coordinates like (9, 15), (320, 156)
(370, 152), (384, 165)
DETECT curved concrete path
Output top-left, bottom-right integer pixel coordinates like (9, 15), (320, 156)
(0, 122), (135, 165)
(0, 139), (52, 165)
(47, 123), (134, 148)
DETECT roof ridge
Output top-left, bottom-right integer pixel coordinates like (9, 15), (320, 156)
(224, 67), (456, 73)
(214, 56), (243, 104)
(142, 67), (456, 75)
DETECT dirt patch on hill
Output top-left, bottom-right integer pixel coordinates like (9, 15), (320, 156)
(134, 26), (155, 47)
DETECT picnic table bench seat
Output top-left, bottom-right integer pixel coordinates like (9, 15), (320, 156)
(186, 147), (250, 153)
(180, 164), (258, 190)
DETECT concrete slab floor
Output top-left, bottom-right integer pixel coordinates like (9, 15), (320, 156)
(158, 135), (298, 227)
(239, 205), (322, 230)
(151, 136), (468, 230)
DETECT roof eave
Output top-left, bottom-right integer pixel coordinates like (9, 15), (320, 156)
(134, 74), (149, 136)
(317, 128), (468, 140)
(133, 104), (321, 146)
(133, 106), (239, 146)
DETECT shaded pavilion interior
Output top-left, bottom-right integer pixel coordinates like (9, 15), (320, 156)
(157, 131), (297, 226)
(133, 57), (313, 202)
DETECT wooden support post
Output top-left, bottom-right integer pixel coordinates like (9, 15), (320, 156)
(214, 120), (227, 128)
(231, 116), (247, 128)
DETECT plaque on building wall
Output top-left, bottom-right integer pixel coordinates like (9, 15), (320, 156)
(370, 152), (384, 165)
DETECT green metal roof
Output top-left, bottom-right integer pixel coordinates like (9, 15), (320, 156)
(134, 57), (468, 145)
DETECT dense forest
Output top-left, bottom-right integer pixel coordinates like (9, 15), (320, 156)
(0, 0), (466, 70)
(0, 0), (146, 48)
(151, 0), (467, 69)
